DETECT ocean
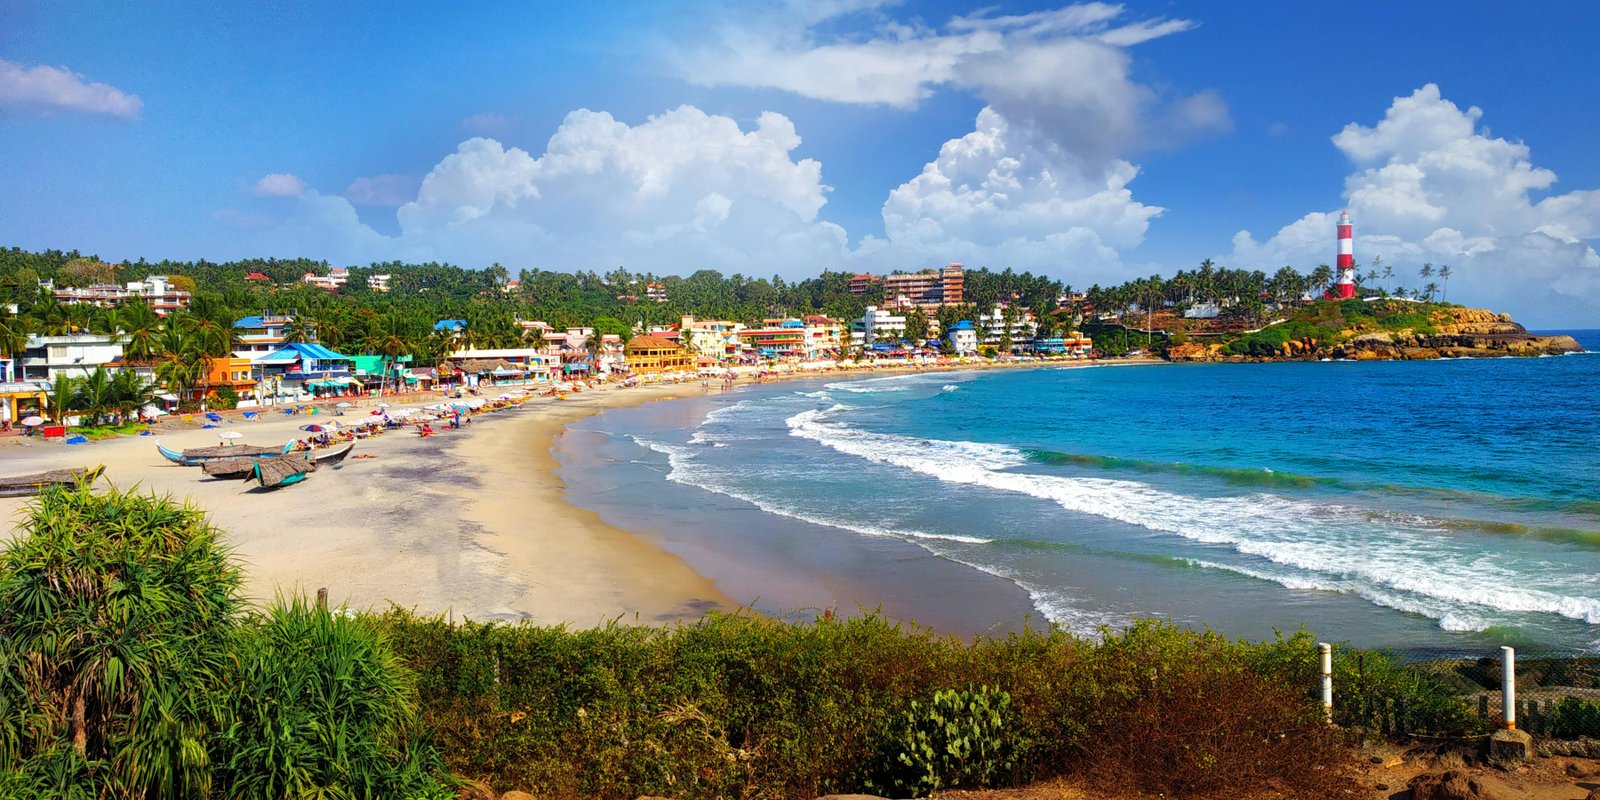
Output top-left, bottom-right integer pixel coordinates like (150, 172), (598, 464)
(561, 331), (1600, 654)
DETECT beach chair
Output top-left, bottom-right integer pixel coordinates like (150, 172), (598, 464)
(242, 411), (259, 420)
(204, 412), (222, 423)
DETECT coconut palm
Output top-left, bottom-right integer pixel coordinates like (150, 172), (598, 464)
(115, 301), (162, 363)
(48, 373), (79, 424)
(112, 368), (157, 422)
(0, 305), (30, 361)
(1439, 264), (1452, 301)
(77, 367), (115, 426)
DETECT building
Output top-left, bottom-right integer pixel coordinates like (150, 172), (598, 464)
(252, 342), (356, 400)
(49, 274), (192, 316)
(196, 357), (259, 402)
(802, 315), (842, 359)
(244, 271), (271, 283)
(677, 315), (745, 362)
(596, 334), (625, 373)
(847, 273), (876, 294)
(234, 314), (311, 358)
(852, 306), (906, 346)
(16, 333), (125, 381)
(367, 273), (392, 293)
(946, 320), (979, 355)
(645, 282), (668, 303)
(302, 267), (350, 292)
(444, 347), (547, 385)
(882, 263), (964, 313)
(977, 304), (1038, 350)
(739, 320), (808, 359)
(624, 335), (695, 375)
(0, 379), (51, 426)
(1030, 334), (1093, 358)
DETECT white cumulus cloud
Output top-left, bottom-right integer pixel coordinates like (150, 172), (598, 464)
(1231, 84), (1600, 327)
(253, 173), (308, 198)
(247, 106), (850, 274)
(858, 106), (1161, 278)
(0, 58), (142, 119)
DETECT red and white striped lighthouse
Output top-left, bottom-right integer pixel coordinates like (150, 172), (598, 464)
(1334, 209), (1356, 299)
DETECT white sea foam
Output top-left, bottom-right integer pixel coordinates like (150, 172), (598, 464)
(785, 407), (1600, 630)
(628, 433), (992, 546)
(942, 384), (959, 392)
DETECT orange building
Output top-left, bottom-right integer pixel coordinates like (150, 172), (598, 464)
(624, 335), (695, 375)
(197, 357), (258, 400)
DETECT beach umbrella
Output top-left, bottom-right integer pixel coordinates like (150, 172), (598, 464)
(20, 415), (44, 427)
(335, 402), (353, 408)
(377, 402), (391, 408)
(218, 431), (243, 441)
(300, 422), (341, 432)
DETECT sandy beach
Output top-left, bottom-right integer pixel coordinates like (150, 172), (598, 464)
(0, 359), (1091, 626)
(0, 381), (734, 626)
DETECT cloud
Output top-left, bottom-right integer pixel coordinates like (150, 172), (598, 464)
(252, 173), (308, 198)
(674, 3), (1225, 172)
(859, 106), (1161, 278)
(1231, 84), (1600, 327)
(344, 173), (420, 207)
(0, 58), (142, 119)
(251, 106), (850, 274)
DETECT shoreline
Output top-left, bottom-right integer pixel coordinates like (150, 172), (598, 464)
(0, 358), (1088, 627)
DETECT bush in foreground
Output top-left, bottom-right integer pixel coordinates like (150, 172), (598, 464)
(381, 611), (1359, 799)
(0, 485), (452, 799)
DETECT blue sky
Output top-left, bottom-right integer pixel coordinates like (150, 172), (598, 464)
(2, 1), (1598, 325)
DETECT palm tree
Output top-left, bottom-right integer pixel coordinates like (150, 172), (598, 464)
(115, 301), (162, 363)
(364, 311), (416, 395)
(1438, 264), (1451, 301)
(48, 373), (79, 424)
(282, 316), (315, 343)
(1423, 282), (1440, 302)
(111, 368), (156, 423)
(0, 306), (30, 365)
(78, 367), (115, 426)
(1309, 265), (1334, 298)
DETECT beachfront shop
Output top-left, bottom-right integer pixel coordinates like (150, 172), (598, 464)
(351, 354), (413, 394)
(0, 380), (50, 428)
(252, 342), (357, 400)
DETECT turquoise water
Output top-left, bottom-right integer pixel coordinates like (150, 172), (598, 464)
(567, 333), (1600, 653)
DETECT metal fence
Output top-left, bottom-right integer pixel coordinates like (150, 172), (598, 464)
(1321, 644), (1600, 740)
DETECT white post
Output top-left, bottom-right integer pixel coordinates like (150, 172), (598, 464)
(1501, 646), (1516, 730)
(1319, 642), (1334, 724)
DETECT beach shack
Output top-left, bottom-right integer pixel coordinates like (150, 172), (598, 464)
(623, 335), (695, 375)
(0, 380), (50, 428)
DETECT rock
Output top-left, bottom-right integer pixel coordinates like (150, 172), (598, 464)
(1488, 727), (1534, 767)
(1585, 789), (1600, 800)
(1375, 783), (1389, 791)
(500, 793), (538, 800)
(1408, 769), (1517, 800)
(1566, 760), (1598, 778)
(1539, 737), (1600, 759)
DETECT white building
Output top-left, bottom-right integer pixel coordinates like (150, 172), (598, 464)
(367, 273), (392, 292)
(17, 333), (125, 381)
(676, 315), (745, 362)
(976, 304), (1037, 349)
(853, 306), (906, 345)
(302, 267), (350, 291)
(945, 320), (979, 355)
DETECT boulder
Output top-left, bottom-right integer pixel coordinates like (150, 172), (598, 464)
(1407, 769), (1517, 800)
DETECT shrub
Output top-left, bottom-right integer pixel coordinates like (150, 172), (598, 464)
(0, 486), (453, 799)
(1548, 697), (1600, 739)
(218, 598), (453, 799)
(871, 685), (1017, 796)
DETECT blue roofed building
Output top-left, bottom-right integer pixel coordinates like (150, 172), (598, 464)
(434, 319), (467, 332)
(946, 320), (979, 355)
(234, 313), (312, 359)
(252, 342), (357, 401)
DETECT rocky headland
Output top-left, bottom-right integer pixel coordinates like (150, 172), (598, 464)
(1165, 304), (1583, 363)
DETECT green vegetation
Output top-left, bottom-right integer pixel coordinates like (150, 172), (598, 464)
(0, 485), (452, 799)
(380, 611), (1355, 799)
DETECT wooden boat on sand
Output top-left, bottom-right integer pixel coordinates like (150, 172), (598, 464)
(157, 441), (292, 467)
(310, 441), (355, 467)
(250, 453), (314, 489)
(0, 465), (105, 497)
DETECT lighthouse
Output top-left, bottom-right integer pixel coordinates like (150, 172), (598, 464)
(1334, 210), (1356, 299)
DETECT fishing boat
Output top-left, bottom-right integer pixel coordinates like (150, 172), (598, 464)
(0, 465), (105, 498)
(250, 453), (314, 489)
(310, 441), (355, 467)
(157, 441), (292, 467)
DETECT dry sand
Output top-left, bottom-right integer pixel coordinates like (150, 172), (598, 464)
(0, 382), (730, 626)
